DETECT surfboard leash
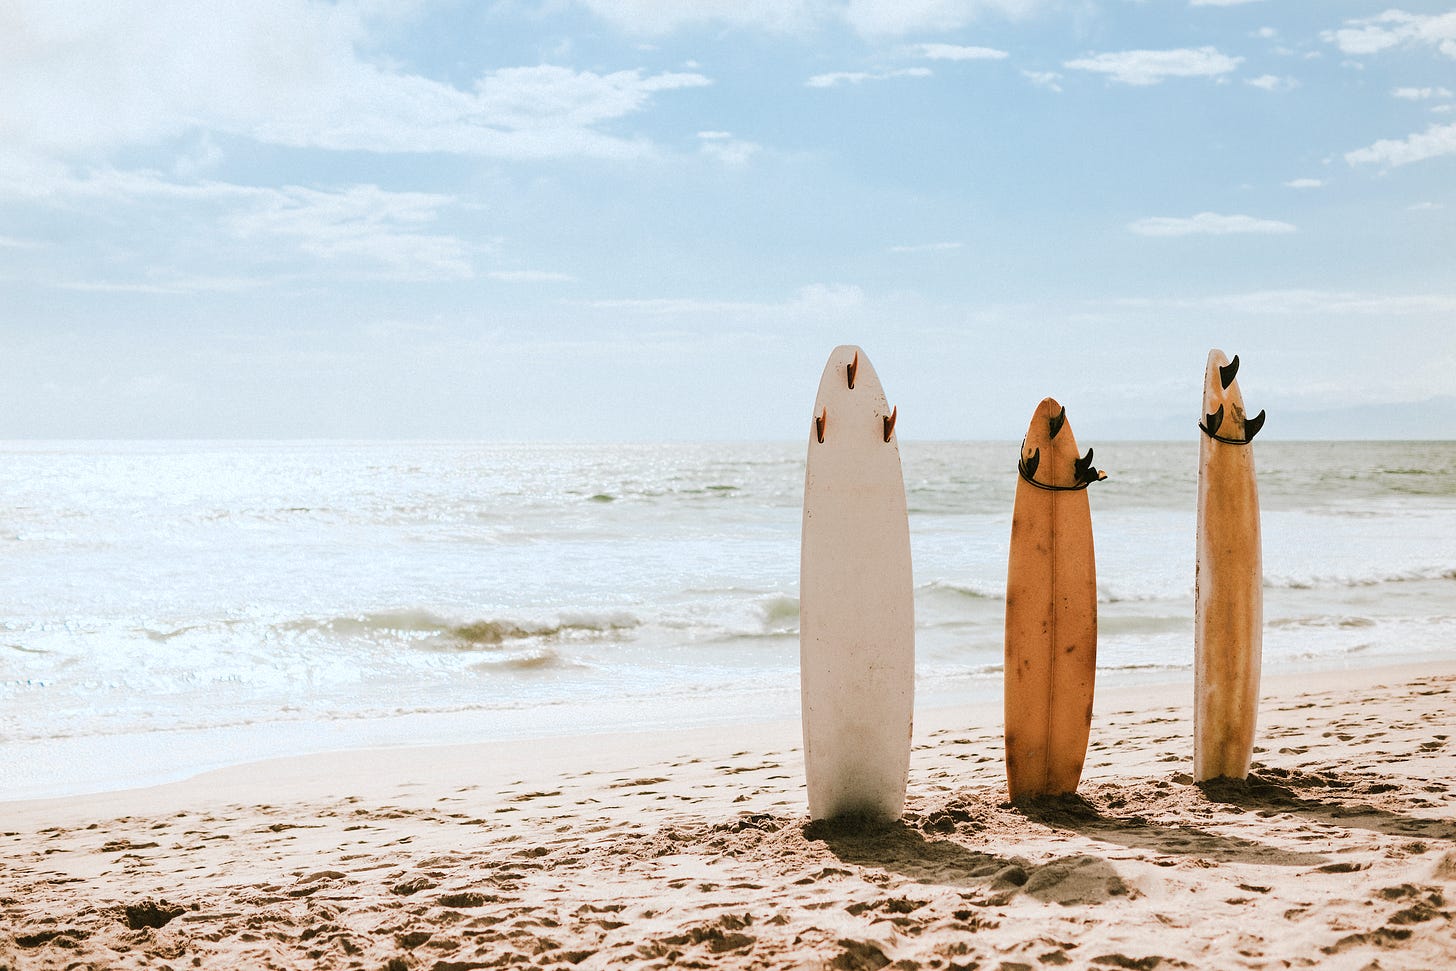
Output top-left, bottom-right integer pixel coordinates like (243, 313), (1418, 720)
(1199, 403), (1267, 445)
(1017, 444), (1106, 491)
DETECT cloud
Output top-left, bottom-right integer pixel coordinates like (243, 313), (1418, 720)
(1283, 178), (1324, 189)
(1, 1), (711, 163)
(1345, 121), (1456, 167)
(572, 0), (826, 35)
(696, 130), (761, 164)
(843, 0), (1049, 36)
(1190, 0), (1264, 5)
(572, 0), (1052, 38)
(911, 43), (1009, 61)
(1393, 86), (1454, 100)
(1022, 70), (1063, 92)
(1246, 74), (1298, 92)
(1323, 10), (1456, 59)
(1063, 47), (1243, 86)
(1128, 212), (1296, 236)
(11, 168), (477, 285)
(807, 68), (932, 88)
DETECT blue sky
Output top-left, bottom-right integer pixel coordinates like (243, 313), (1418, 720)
(2, 1), (1454, 440)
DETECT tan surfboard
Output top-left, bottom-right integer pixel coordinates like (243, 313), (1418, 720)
(1195, 349), (1265, 782)
(800, 345), (914, 822)
(1004, 397), (1105, 801)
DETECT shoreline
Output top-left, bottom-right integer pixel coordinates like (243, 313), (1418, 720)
(7, 652), (1450, 807)
(4, 659), (1452, 827)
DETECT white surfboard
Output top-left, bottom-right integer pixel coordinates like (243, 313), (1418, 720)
(800, 344), (914, 822)
(1195, 349), (1265, 782)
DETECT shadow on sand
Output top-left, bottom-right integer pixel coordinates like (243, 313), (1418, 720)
(1199, 766), (1456, 844)
(803, 815), (1131, 905)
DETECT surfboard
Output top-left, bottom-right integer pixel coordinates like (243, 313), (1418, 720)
(800, 345), (914, 822)
(1195, 349), (1265, 782)
(1003, 397), (1105, 801)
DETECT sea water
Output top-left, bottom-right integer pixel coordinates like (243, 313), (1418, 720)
(2, 440), (1454, 798)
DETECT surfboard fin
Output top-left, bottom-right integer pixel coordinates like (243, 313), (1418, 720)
(1048, 405), (1067, 439)
(1219, 355), (1240, 390)
(882, 407), (897, 443)
(1019, 447), (1041, 481)
(846, 352), (858, 390)
(815, 408), (826, 444)
(1243, 409), (1266, 442)
(1204, 404), (1224, 436)
(1074, 448), (1106, 486)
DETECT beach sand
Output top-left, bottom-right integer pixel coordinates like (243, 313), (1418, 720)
(4, 661), (1456, 970)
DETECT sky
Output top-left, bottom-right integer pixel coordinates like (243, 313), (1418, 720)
(2, 0), (1454, 441)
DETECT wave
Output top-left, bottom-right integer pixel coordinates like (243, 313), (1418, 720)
(467, 648), (584, 673)
(285, 609), (640, 649)
(758, 595), (800, 631)
(1265, 567), (1456, 590)
(1268, 615), (1377, 630)
(919, 579), (1001, 600)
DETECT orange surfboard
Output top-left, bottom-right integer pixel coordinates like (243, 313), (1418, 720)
(1195, 349), (1265, 781)
(1004, 398), (1104, 800)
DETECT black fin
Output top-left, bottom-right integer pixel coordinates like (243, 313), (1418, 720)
(1048, 405), (1067, 439)
(882, 407), (897, 442)
(1020, 447), (1041, 480)
(846, 352), (858, 390)
(1204, 404), (1224, 435)
(814, 409), (825, 444)
(1243, 409), (1266, 442)
(1219, 355), (1240, 390)
(1074, 448), (1106, 485)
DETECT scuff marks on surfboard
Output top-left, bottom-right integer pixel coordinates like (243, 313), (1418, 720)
(800, 345), (914, 821)
(1195, 349), (1264, 782)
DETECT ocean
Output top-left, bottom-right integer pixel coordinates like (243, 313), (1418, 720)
(3, 440), (1454, 799)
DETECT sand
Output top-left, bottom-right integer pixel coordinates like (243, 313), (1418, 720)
(4, 661), (1456, 971)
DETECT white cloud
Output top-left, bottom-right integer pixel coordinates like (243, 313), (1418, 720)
(696, 131), (761, 164)
(1, 2), (711, 163)
(1246, 74), (1298, 92)
(842, 0), (1049, 37)
(1393, 86), (1454, 100)
(11, 168), (477, 284)
(1345, 121), (1456, 167)
(911, 43), (1009, 61)
(1128, 212), (1296, 236)
(807, 68), (932, 88)
(1064, 47), (1243, 86)
(573, 0), (827, 35)
(573, 0), (1052, 38)
(1323, 10), (1456, 59)
(1283, 178), (1324, 189)
(1190, 0), (1264, 5)
(1408, 201), (1445, 211)
(1022, 70), (1063, 92)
